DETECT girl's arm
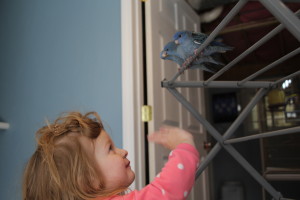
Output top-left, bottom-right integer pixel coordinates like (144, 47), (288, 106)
(123, 126), (200, 200)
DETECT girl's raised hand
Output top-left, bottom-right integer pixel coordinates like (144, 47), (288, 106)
(147, 126), (195, 150)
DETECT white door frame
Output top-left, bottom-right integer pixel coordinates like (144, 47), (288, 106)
(121, 0), (145, 190)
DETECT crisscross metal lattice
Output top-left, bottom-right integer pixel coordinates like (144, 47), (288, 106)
(161, 0), (300, 199)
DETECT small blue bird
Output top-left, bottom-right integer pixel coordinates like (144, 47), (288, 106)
(160, 41), (222, 73)
(173, 30), (233, 59)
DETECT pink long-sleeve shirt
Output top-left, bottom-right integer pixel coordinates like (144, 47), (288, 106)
(94, 143), (200, 200)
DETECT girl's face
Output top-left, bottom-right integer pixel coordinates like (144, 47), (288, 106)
(82, 130), (135, 190)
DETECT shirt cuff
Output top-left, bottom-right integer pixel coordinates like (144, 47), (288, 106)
(176, 143), (200, 159)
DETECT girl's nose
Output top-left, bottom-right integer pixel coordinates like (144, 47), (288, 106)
(118, 148), (128, 158)
(122, 149), (128, 158)
(123, 149), (128, 158)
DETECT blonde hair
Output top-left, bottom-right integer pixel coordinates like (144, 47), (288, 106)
(22, 111), (127, 200)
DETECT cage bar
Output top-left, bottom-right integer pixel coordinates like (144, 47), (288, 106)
(224, 126), (300, 144)
(162, 80), (273, 88)
(238, 47), (300, 85)
(260, 0), (300, 42)
(273, 70), (300, 86)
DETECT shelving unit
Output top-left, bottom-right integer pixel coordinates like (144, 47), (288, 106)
(161, 0), (300, 199)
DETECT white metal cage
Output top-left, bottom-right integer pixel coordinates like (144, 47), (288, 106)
(161, 0), (300, 199)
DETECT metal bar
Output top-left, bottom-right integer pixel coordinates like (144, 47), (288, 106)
(166, 88), (224, 142)
(169, 0), (249, 83)
(223, 88), (269, 140)
(224, 126), (300, 144)
(215, 89), (283, 198)
(162, 80), (273, 88)
(205, 9), (300, 84)
(195, 88), (268, 175)
(260, 0), (300, 42)
(273, 70), (300, 86)
(167, 87), (282, 199)
(224, 144), (282, 200)
(238, 47), (300, 85)
(196, 144), (221, 177)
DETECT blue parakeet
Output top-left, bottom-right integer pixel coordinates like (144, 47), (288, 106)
(160, 41), (222, 73)
(173, 30), (233, 59)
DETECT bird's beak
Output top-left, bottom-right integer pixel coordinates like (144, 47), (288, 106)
(160, 51), (167, 58)
(174, 40), (179, 45)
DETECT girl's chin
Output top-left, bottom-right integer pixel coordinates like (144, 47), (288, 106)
(128, 171), (135, 185)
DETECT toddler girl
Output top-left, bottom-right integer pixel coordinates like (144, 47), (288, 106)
(23, 111), (199, 200)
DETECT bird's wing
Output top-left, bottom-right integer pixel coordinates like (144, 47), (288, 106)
(191, 32), (208, 44)
(192, 32), (234, 51)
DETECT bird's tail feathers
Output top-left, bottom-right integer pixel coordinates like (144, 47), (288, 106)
(196, 55), (225, 66)
(203, 62), (223, 73)
(210, 41), (234, 51)
(188, 62), (222, 74)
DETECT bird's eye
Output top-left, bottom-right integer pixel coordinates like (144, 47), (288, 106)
(166, 48), (169, 51)
(179, 34), (182, 38)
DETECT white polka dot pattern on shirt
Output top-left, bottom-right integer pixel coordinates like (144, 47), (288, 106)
(184, 191), (188, 198)
(161, 189), (165, 195)
(169, 151), (173, 157)
(156, 173), (160, 178)
(177, 163), (184, 170)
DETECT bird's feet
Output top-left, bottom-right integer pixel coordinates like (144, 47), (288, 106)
(178, 67), (185, 74)
(183, 56), (195, 69)
(194, 49), (203, 56)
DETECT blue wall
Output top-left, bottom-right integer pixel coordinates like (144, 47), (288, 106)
(0, 0), (122, 199)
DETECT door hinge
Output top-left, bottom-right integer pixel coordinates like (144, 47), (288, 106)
(141, 105), (152, 122)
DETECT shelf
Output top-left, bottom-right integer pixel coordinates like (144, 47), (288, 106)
(264, 167), (300, 181)
(265, 173), (300, 181)
(0, 122), (10, 130)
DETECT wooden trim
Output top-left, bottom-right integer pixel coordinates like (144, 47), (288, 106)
(121, 0), (145, 190)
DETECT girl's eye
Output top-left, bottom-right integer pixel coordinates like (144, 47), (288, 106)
(109, 145), (113, 151)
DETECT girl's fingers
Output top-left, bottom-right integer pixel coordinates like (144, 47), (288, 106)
(148, 130), (168, 144)
(147, 131), (163, 142)
(147, 133), (155, 141)
(159, 125), (175, 132)
(148, 126), (175, 142)
(148, 126), (193, 150)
